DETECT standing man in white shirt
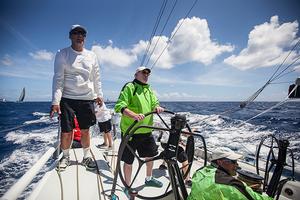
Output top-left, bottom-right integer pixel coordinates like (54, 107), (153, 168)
(50, 24), (103, 171)
(95, 102), (113, 149)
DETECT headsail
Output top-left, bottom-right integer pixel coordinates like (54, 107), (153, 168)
(18, 87), (25, 102)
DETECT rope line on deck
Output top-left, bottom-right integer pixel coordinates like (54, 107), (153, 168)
(91, 149), (107, 200)
(73, 149), (80, 200)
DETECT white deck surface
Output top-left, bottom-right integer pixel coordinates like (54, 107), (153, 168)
(27, 137), (202, 200)
(26, 137), (300, 200)
(28, 138), (128, 200)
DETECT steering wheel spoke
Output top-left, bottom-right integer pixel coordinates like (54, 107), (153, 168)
(112, 110), (207, 199)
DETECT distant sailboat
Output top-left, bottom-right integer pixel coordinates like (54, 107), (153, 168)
(17, 87), (25, 102)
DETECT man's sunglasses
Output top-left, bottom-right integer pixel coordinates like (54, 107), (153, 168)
(224, 159), (237, 164)
(142, 70), (150, 75)
(71, 31), (86, 37)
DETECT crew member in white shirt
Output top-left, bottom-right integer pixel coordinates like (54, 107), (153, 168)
(95, 102), (113, 149)
(50, 24), (103, 171)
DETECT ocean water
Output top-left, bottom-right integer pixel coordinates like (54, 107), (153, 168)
(0, 101), (299, 197)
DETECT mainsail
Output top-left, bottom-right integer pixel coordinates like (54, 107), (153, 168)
(18, 87), (25, 102)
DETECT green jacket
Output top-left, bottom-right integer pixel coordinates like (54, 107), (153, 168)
(114, 79), (160, 135)
(188, 165), (273, 200)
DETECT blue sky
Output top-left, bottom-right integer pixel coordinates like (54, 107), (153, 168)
(0, 0), (299, 102)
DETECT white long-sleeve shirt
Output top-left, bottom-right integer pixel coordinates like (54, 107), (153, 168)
(95, 102), (112, 122)
(52, 46), (103, 105)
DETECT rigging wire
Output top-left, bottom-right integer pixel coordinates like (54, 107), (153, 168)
(144, 0), (179, 67)
(150, 0), (199, 70)
(271, 55), (300, 82)
(240, 99), (289, 127)
(190, 39), (300, 132)
(270, 81), (294, 85)
(192, 84), (298, 156)
(140, 0), (168, 67)
(269, 39), (300, 83)
(239, 83), (299, 126)
(240, 38), (300, 108)
(275, 68), (299, 81)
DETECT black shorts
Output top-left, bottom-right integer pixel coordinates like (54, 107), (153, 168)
(71, 140), (82, 148)
(60, 98), (96, 133)
(98, 119), (112, 133)
(121, 133), (158, 164)
(161, 143), (188, 163)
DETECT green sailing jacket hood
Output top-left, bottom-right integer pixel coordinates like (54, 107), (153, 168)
(114, 79), (159, 135)
(188, 165), (273, 200)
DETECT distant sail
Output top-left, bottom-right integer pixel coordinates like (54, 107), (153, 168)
(18, 87), (25, 102)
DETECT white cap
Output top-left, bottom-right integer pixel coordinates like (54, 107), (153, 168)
(135, 66), (151, 74)
(210, 151), (242, 161)
(70, 24), (87, 34)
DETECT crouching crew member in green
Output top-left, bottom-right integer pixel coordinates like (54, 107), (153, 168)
(188, 151), (273, 200)
(115, 66), (165, 193)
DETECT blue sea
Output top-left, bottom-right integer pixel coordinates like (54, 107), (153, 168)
(0, 101), (299, 197)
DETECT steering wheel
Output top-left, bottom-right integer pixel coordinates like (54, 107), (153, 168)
(255, 134), (295, 195)
(256, 134), (279, 191)
(115, 110), (207, 199)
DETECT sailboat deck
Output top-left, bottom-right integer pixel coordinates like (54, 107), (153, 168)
(24, 137), (300, 200)
(27, 137), (206, 200)
(28, 138), (128, 200)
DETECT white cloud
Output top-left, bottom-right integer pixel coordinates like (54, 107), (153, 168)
(150, 69), (241, 87)
(141, 17), (234, 68)
(224, 16), (300, 70)
(167, 17), (234, 66)
(132, 40), (148, 55)
(155, 90), (208, 101)
(0, 56), (53, 79)
(196, 74), (241, 87)
(1, 54), (13, 66)
(92, 45), (138, 68)
(156, 90), (190, 99)
(294, 65), (300, 72)
(29, 50), (54, 61)
(0, 69), (51, 80)
(93, 17), (233, 70)
(142, 36), (173, 69)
